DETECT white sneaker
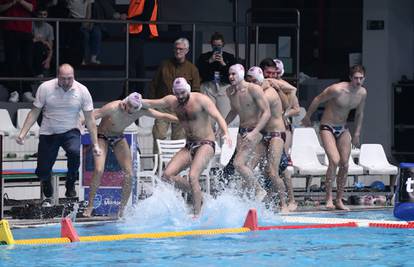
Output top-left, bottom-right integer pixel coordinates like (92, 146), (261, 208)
(23, 92), (35, 102)
(8, 91), (19, 103)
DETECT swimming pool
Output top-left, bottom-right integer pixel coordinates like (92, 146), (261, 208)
(1, 186), (412, 267)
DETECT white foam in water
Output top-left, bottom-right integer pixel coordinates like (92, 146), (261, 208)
(121, 180), (284, 233)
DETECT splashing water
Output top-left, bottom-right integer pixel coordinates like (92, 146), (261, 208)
(120, 179), (284, 233)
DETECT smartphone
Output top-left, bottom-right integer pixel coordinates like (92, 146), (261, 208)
(213, 46), (222, 54)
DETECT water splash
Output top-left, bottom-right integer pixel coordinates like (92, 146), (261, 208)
(120, 180), (283, 233)
(65, 202), (79, 222)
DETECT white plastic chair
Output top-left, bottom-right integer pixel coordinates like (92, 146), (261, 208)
(17, 108), (40, 136)
(292, 127), (325, 156)
(290, 145), (328, 192)
(137, 153), (158, 188)
(156, 139), (187, 176)
(0, 109), (18, 136)
(359, 144), (398, 176)
(156, 138), (213, 194)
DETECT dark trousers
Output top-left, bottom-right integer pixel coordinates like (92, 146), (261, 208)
(3, 30), (33, 94)
(36, 129), (81, 186)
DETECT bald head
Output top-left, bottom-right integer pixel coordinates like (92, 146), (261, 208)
(58, 64), (75, 91)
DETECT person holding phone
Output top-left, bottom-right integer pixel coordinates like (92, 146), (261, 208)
(197, 32), (237, 130)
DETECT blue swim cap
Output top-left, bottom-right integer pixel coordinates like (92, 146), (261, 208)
(370, 180), (385, 191)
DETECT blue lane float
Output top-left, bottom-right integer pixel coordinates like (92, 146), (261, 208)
(394, 162), (414, 221)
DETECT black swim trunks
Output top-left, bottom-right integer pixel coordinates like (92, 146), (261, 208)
(185, 140), (216, 158)
(319, 124), (348, 139)
(98, 133), (125, 150)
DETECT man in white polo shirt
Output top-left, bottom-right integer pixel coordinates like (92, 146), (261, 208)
(16, 63), (102, 203)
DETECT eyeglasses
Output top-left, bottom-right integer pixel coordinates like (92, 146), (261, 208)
(174, 47), (187, 51)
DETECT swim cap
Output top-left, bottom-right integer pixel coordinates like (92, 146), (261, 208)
(370, 181), (385, 192)
(124, 92), (142, 110)
(229, 64), (245, 84)
(247, 66), (264, 85)
(172, 77), (191, 94)
(273, 59), (285, 77)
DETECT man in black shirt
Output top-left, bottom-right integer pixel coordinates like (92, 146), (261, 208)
(197, 32), (236, 125)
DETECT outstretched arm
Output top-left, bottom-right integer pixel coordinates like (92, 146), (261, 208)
(16, 107), (41, 144)
(142, 96), (173, 110)
(141, 108), (179, 123)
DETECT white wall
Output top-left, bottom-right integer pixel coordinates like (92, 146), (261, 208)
(362, 0), (414, 157)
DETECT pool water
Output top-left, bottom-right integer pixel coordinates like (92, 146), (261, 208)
(1, 184), (412, 267)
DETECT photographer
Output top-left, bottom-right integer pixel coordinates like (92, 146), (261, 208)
(197, 32), (236, 123)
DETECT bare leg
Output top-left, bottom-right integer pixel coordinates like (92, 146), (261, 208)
(282, 169), (297, 211)
(113, 139), (134, 218)
(233, 135), (262, 198)
(335, 131), (352, 211)
(84, 139), (108, 217)
(320, 130), (340, 210)
(162, 148), (192, 192)
(188, 144), (214, 216)
(266, 138), (289, 213)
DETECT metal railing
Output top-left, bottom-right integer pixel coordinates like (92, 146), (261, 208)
(0, 14), (300, 96)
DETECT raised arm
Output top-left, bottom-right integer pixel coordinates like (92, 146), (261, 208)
(352, 89), (367, 147)
(16, 107), (41, 144)
(141, 108), (179, 123)
(302, 85), (339, 126)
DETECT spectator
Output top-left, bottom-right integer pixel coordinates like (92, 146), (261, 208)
(61, 0), (93, 67)
(32, 5), (54, 78)
(16, 63), (102, 204)
(0, 0), (36, 102)
(197, 32), (236, 126)
(81, 0), (127, 65)
(128, 0), (158, 95)
(149, 37), (201, 153)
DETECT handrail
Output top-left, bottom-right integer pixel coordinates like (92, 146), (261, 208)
(0, 15), (300, 97)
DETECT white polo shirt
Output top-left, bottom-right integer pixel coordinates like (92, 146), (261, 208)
(34, 78), (94, 135)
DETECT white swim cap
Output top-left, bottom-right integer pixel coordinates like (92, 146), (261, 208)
(229, 64), (245, 84)
(247, 66), (264, 84)
(273, 59), (285, 77)
(172, 77), (191, 94)
(124, 92), (142, 110)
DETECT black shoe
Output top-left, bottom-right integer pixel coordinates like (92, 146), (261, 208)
(41, 180), (53, 198)
(65, 184), (77, 198)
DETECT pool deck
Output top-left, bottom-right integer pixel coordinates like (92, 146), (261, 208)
(3, 205), (393, 229)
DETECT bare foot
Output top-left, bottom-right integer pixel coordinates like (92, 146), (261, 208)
(82, 208), (93, 218)
(335, 200), (350, 211)
(288, 201), (298, 212)
(326, 200), (335, 210)
(279, 206), (290, 214)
